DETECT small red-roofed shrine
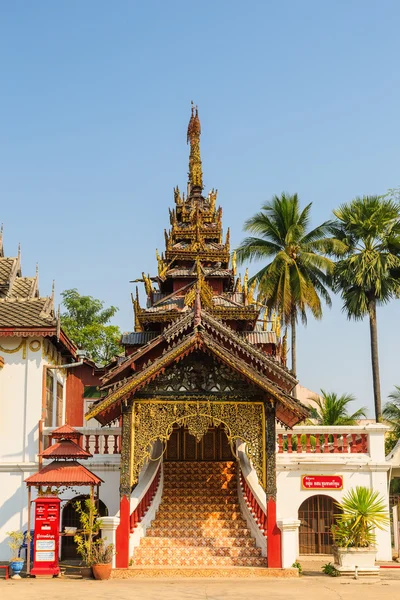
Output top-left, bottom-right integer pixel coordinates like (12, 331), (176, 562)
(25, 424), (103, 576)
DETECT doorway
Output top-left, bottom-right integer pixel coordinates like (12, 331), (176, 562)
(165, 424), (234, 461)
(298, 495), (339, 554)
(61, 496), (108, 560)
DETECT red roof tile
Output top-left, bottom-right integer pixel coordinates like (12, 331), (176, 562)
(25, 461), (103, 486)
(51, 424), (79, 440)
(41, 439), (91, 459)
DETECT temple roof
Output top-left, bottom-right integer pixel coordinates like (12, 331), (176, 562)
(87, 307), (307, 428)
(40, 439), (92, 460)
(0, 296), (55, 328)
(25, 460), (103, 487)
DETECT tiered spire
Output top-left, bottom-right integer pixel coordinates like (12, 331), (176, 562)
(187, 102), (203, 190)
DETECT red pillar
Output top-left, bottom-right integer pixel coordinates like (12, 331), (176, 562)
(267, 497), (282, 568)
(116, 496), (130, 568)
(266, 401), (282, 568)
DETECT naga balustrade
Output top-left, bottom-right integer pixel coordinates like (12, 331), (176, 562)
(239, 469), (267, 534)
(277, 426), (369, 455)
(42, 426), (121, 455)
(130, 462), (162, 531)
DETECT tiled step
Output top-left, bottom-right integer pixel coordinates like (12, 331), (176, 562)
(153, 516), (247, 527)
(157, 495), (239, 506)
(147, 526), (251, 538)
(134, 546), (262, 560)
(133, 555), (267, 567)
(130, 460), (262, 569)
(162, 488), (237, 498)
(140, 536), (257, 549)
(164, 473), (237, 482)
(163, 482), (237, 490)
(156, 509), (243, 519)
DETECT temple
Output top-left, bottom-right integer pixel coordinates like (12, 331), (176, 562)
(0, 108), (393, 574)
(85, 105), (310, 569)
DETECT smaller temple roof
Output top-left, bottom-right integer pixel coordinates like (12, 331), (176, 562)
(25, 461), (103, 487)
(40, 439), (91, 460)
(51, 424), (80, 441)
(0, 297), (55, 327)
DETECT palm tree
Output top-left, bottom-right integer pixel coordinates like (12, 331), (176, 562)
(330, 196), (400, 421)
(235, 193), (334, 377)
(309, 390), (367, 425)
(383, 385), (400, 444)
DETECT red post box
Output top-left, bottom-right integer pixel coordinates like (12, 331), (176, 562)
(31, 497), (61, 577)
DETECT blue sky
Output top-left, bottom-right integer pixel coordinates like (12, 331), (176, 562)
(1, 1), (399, 416)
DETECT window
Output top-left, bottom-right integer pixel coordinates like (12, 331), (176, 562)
(45, 371), (54, 427)
(56, 381), (64, 426)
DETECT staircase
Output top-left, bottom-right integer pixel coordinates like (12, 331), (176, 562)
(131, 461), (267, 568)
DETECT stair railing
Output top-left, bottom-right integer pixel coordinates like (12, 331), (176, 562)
(130, 461), (162, 531)
(239, 470), (267, 534)
(236, 441), (267, 556)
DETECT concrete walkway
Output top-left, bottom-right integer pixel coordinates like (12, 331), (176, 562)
(2, 576), (400, 600)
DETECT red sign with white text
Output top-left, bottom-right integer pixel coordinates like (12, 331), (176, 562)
(31, 497), (61, 577)
(302, 475), (343, 490)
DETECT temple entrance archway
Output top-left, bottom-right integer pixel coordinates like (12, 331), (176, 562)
(131, 400), (266, 488)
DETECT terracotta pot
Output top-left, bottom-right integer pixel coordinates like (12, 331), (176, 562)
(80, 566), (93, 579)
(92, 563), (112, 580)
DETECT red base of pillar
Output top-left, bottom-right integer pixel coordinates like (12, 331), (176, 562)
(116, 496), (130, 568)
(267, 498), (282, 568)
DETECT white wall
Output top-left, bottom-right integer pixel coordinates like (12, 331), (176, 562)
(277, 459), (392, 561)
(0, 337), (69, 560)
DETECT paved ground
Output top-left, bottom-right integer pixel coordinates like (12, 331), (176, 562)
(2, 575), (400, 600)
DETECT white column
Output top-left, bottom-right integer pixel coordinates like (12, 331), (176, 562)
(277, 519), (301, 568)
(393, 506), (399, 555)
(100, 516), (120, 568)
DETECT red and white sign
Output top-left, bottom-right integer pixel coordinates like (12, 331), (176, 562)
(31, 497), (61, 577)
(302, 475), (343, 490)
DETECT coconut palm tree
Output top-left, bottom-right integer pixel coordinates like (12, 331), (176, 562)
(330, 196), (400, 421)
(235, 193), (335, 377)
(383, 385), (400, 443)
(309, 390), (367, 425)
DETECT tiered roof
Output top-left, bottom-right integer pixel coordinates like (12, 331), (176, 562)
(25, 424), (102, 487)
(0, 228), (75, 354)
(86, 107), (309, 429)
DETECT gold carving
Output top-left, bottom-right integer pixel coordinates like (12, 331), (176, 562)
(187, 103), (203, 189)
(29, 340), (41, 352)
(131, 400), (265, 488)
(0, 339), (27, 359)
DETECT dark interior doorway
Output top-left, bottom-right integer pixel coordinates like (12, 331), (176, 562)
(165, 424), (234, 462)
(61, 496), (108, 560)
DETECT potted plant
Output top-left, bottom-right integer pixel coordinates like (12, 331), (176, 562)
(7, 531), (25, 578)
(91, 538), (114, 580)
(74, 498), (102, 577)
(331, 486), (389, 572)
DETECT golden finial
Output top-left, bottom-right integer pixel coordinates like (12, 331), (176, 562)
(263, 309), (268, 331)
(276, 311), (281, 338)
(225, 227), (230, 250)
(271, 310), (276, 332)
(232, 251), (237, 276)
(282, 328), (288, 358)
(243, 268), (249, 297)
(237, 275), (242, 293)
(209, 188), (218, 212)
(174, 186), (182, 205)
(187, 102), (203, 189)
(141, 272), (153, 297)
(248, 279), (257, 304)
(133, 287), (142, 332)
